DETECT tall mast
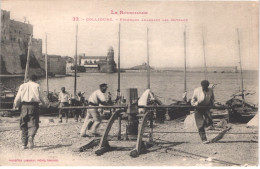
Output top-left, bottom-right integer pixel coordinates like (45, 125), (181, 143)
(237, 28), (244, 101)
(45, 33), (49, 96)
(74, 24), (78, 96)
(147, 27), (150, 89)
(117, 24), (121, 98)
(202, 27), (208, 80)
(24, 35), (32, 83)
(183, 26), (187, 101)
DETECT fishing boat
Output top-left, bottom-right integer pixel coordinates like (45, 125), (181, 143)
(0, 83), (16, 109)
(167, 26), (190, 121)
(225, 29), (258, 123)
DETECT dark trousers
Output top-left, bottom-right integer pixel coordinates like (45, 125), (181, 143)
(74, 109), (85, 121)
(59, 102), (69, 120)
(20, 103), (39, 146)
(195, 108), (213, 141)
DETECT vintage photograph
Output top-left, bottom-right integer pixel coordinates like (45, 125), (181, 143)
(0, 0), (259, 166)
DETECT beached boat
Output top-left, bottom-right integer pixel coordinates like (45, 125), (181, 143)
(225, 29), (258, 123)
(0, 84), (16, 109)
(226, 91), (258, 123)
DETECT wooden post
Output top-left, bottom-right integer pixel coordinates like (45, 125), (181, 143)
(117, 115), (121, 140)
(237, 28), (245, 102)
(24, 35), (32, 83)
(74, 24), (78, 96)
(149, 110), (154, 143)
(125, 88), (139, 140)
(45, 33), (49, 97)
(147, 27), (150, 89)
(183, 26), (187, 101)
(117, 24), (121, 100)
(202, 26), (208, 80)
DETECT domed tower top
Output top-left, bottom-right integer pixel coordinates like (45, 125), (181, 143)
(107, 46), (114, 63)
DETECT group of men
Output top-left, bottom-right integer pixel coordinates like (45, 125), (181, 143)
(58, 87), (85, 123)
(13, 74), (110, 149)
(13, 74), (214, 149)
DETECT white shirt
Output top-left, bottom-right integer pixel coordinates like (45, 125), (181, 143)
(138, 89), (155, 106)
(13, 81), (49, 108)
(191, 87), (214, 106)
(58, 92), (71, 103)
(88, 89), (107, 105)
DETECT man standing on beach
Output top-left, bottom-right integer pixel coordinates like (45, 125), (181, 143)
(191, 80), (214, 144)
(58, 87), (71, 123)
(73, 91), (86, 122)
(13, 74), (49, 149)
(80, 83), (110, 137)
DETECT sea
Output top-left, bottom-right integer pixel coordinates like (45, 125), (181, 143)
(1, 71), (258, 105)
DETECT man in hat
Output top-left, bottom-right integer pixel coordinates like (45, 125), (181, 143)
(58, 87), (71, 123)
(13, 74), (49, 149)
(191, 80), (214, 144)
(80, 83), (110, 137)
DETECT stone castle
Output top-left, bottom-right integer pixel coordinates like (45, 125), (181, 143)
(1, 10), (66, 76)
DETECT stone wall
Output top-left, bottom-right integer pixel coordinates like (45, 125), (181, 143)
(38, 55), (67, 75)
(0, 10), (44, 76)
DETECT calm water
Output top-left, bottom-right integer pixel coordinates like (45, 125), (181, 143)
(1, 71), (258, 105)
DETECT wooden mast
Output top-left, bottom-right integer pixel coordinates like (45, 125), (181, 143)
(237, 28), (245, 102)
(74, 24), (78, 96)
(45, 33), (49, 97)
(183, 26), (187, 101)
(24, 35), (32, 83)
(147, 27), (150, 89)
(117, 23), (121, 99)
(202, 27), (208, 80)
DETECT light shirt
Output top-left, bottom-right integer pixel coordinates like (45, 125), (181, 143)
(138, 89), (156, 113)
(58, 92), (71, 103)
(13, 81), (49, 108)
(138, 89), (155, 106)
(88, 89), (106, 105)
(191, 87), (214, 106)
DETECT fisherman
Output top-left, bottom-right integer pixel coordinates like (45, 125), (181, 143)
(73, 91), (85, 122)
(191, 80), (214, 144)
(80, 83), (110, 137)
(138, 89), (156, 114)
(58, 87), (71, 123)
(13, 74), (49, 149)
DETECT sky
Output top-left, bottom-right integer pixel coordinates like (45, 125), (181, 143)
(1, 0), (259, 70)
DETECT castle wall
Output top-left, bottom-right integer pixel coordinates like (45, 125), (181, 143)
(1, 10), (44, 76)
(99, 63), (116, 73)
(49, 56), (66, 75)
(1, 41), (24, 74)
(9, 20), (33, 43)
(1, 10), (10, 42)
(38, 55), (67, 75)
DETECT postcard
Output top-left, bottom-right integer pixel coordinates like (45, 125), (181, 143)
(0, 0), (258, 166)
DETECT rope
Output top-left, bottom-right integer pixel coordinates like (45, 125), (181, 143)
(145, 131), (258, 135)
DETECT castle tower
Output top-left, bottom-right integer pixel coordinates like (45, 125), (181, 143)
(99, 46), (116, 73)
(107, 46), (114, 63)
